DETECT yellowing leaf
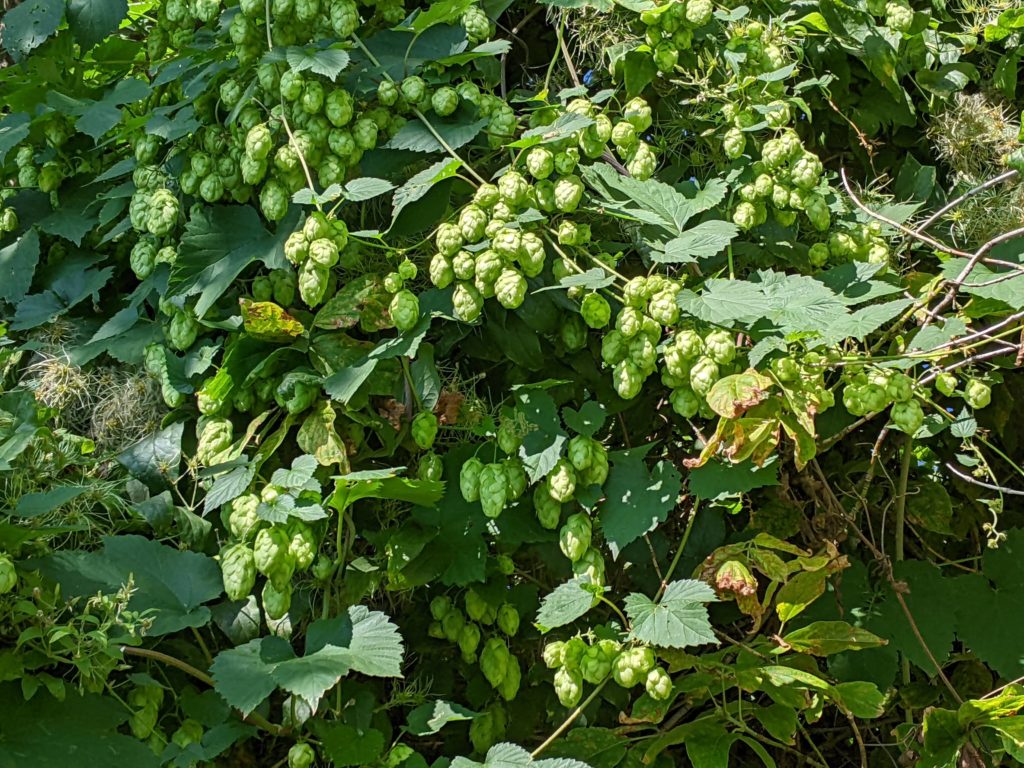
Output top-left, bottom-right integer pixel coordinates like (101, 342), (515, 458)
(240, 299), (305, 342)
(706, 371), (774, 419)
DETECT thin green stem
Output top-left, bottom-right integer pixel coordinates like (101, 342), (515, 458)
(542, 13), (566, 100)
(121, 645), (282, 735)
(531, 679), (609, 758)
(597, 594), (629, 629)
(656, 501), (698, 601)
(264, 0), (322, 211)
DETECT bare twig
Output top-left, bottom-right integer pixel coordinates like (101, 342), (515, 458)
(914, 170), (1019, 235)
(944, 462), (1024, 496)
(840, 169), (972, 258)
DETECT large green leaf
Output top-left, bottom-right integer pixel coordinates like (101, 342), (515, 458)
(676, 270), (848, 334)
(34, 534), (222, 635)
(211, 606), (404, 714)
(0, 229), (40, 305)
(66, 0), (129, 50)
(598, 448), (681, 558)
(0, 0), (64, 62)
(170, 205), (297, 317)
(0, 684), (160, 768)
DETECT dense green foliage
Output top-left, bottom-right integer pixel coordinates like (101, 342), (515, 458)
(3, 0), (1024, 765)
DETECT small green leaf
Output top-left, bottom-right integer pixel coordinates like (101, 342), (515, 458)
(392, 158), (462, 223)
(781, 621), (887, 656)
(0, 113), (31, 165)
(625, 579), (717, 648)
(344, 177), (396, 201)
(536, 578), (597, 630)
(386, 116), (488, 153)
(285, 45), (351, 80)
(561, 401), (607, 437)
(775, 570), (827, 623)
(0, 229), (40, 305)
(654, 220), (739, 264)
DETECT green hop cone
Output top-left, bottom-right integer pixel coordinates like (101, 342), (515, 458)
(262, 579), (292, 621)
(689, 356), (719, 396)
(496, 418), (522, 455)
(543, 641), (565, 669)
(458, 204), (488, 242)
(453, 282), (484, 322)
(288, 522), (317, 570)
(431, 87), (459, 117)
(465, 588), (490, 622)
(581, 293), (611, 329)
(497, 655), (521, 701)
(442, 609), (466, 642)
(228, 493), (262, 541)
(553, 175), (584, 213)
(411, 411), (439, 450)
(387, 286), (419, 327)
(497, 603), (520, 636)
(964, 379), (991, 409)
(220, 544), (256, 602)
(612, 647), (656, 688)
(890, 399), (924, 434)
(288, 743), (316, 768)
(704, 330), (736, 365)
(613, 359), (643, 400)
(428, 252), (455, 288)
(573, 547), (605, 585)
(0, 553), (17, 594)
(548, 458), (577, 502)
(502, 458), (527, 499)
(480, 637), (512, 688)
(534, 484), (562, 529)
(298, 260), (330, 307)
(525, 146), (555, 180)
(645, 667), (673, 701)
(497, 170), (529, 207)
(458, 621), (482, 658)
(479, 462), (509, 518)
(559, 512), (592, 562)
(430, 595), (453, 620)
(670, 386), (700, 418)
(935, 371), (957, 397)
(723, 127), (746, 159)
(129, 703), (159, 740)
(145, 188), (179, 236)
(254, 526), (295, 589)
(460, 457), (484, 502)
(196, 417), (233, 465)
(418, 451), (444, 481)
(580, 644), (615, 684)
(554, 666), (583, 708)
(462, 4), (492, 42)
(495, 268), (527, 309)
(400, 76), (428, 106)
(648, 288), (680, 325)
(626, 142), (657, 180)
(567, 435), (595, 471)
(130, 239), (157, 280)
(260, 180), (289, 222)
(578, 446), (609, 487)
